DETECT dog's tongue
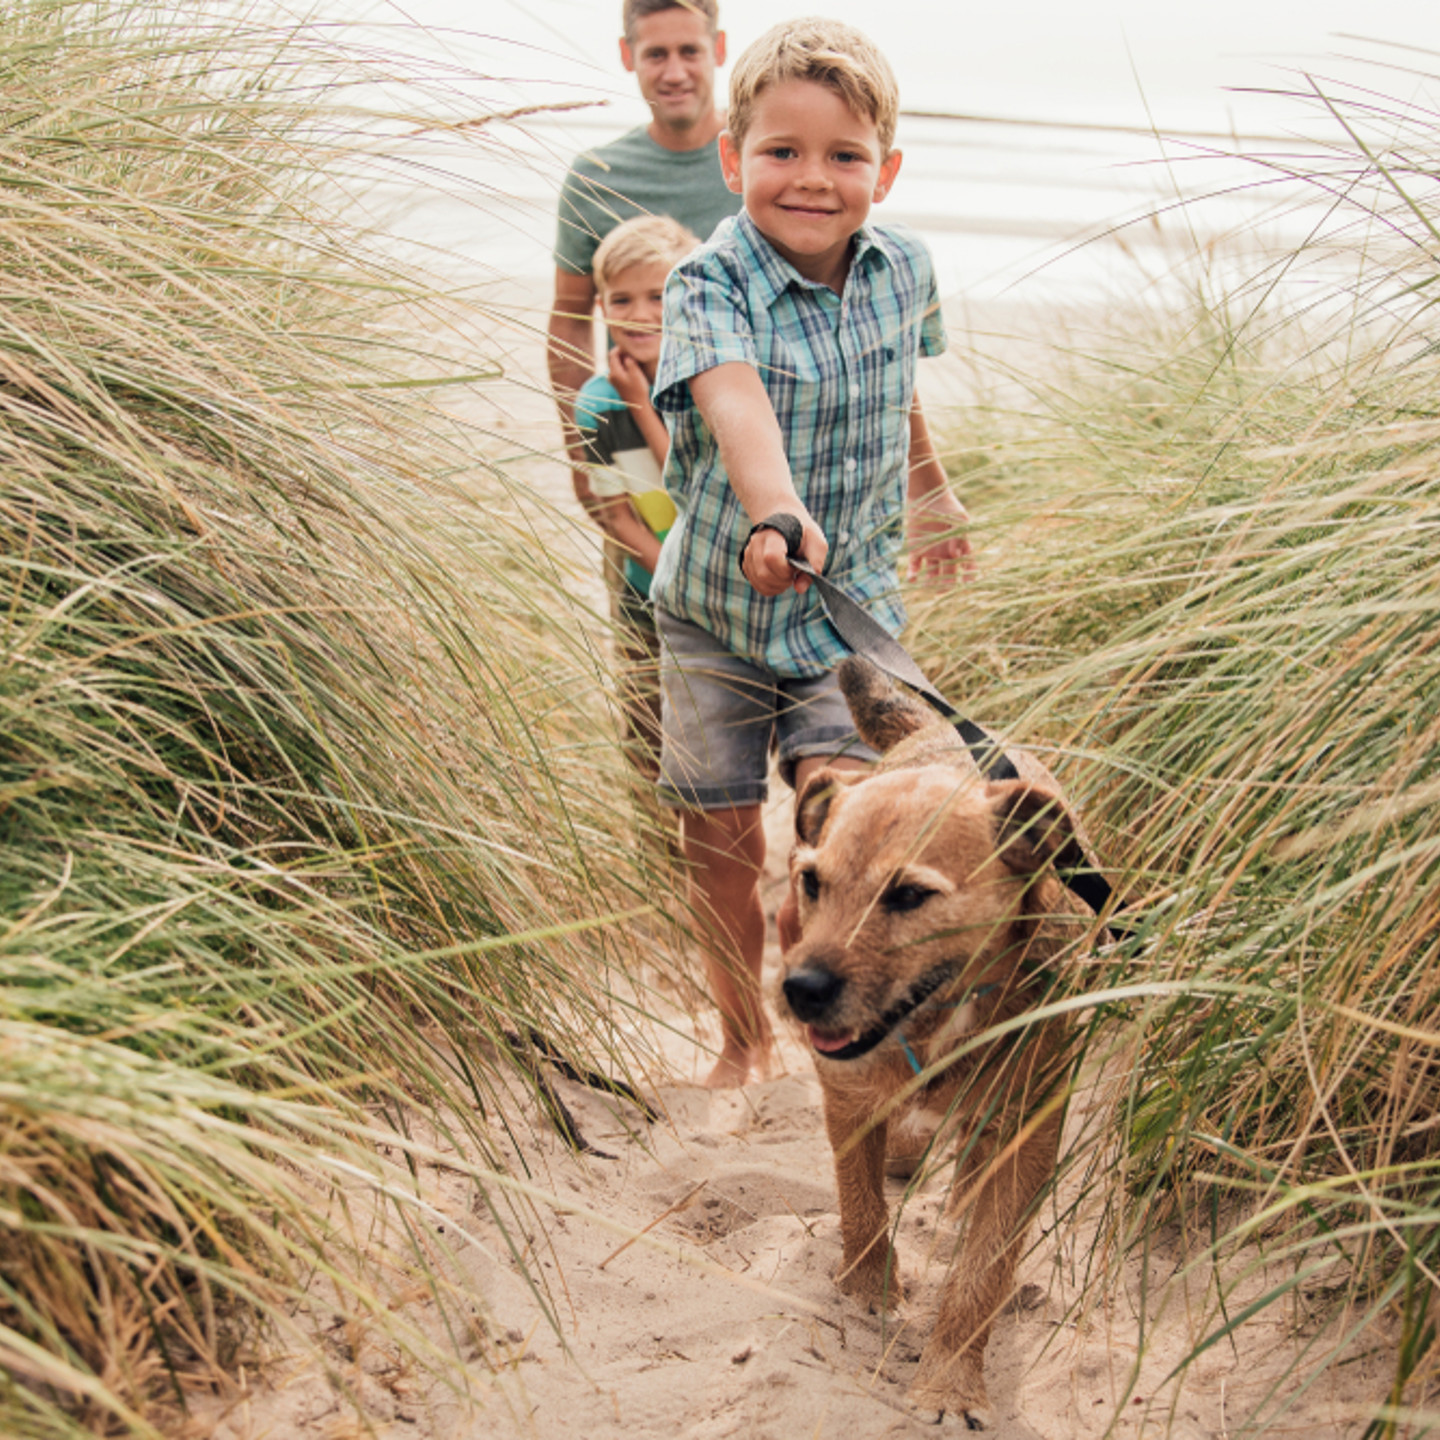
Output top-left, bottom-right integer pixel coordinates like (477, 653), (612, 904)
(808, 1027), (855, 1054)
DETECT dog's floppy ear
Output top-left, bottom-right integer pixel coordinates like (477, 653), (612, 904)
(988, 780), (1086, 875)
(837, 656), (938, 752)
(795, 767), (861, 845)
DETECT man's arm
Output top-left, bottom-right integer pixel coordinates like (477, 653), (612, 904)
(687, 363), (827, 597)
(547, 267), (600, 514)
(906, 397), (974, 582)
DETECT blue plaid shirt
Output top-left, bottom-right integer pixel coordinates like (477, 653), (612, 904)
(650, 211), (947, 678)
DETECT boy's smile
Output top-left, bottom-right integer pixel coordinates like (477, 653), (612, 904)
(720, 79), (902, 291)
(600, 260), (669, 374)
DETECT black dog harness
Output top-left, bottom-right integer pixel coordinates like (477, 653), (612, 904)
(744, 513), (1128, 939)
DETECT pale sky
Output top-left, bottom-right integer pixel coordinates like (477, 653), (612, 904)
(357, 0), (1438, 133)
(329, 1), (1440, 301)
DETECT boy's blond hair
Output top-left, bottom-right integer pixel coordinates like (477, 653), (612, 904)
(592, 214), (699, 294)
(727, 18), (899, 156)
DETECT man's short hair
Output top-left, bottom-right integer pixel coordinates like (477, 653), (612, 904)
(593, 214), (700, 292)
(727, 18), (899, 155)
(622, 0), (719, 42)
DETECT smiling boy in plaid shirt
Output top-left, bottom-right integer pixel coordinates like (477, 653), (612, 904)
(649, 17), (971, 1087)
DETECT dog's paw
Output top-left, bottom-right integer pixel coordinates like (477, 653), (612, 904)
(835, 1257), (904, 1311)
(908, 1364), (992, 1430)
(905, 1386), (993, 1430)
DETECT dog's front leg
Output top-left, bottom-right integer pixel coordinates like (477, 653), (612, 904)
(822, 1084), (902, 1309)
(908, 1109), (1061, 1430)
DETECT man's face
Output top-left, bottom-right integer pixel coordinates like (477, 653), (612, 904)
(620, 8), (726, 139)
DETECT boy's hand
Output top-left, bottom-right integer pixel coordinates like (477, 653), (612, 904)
(742, 511), (828, 596)
(907, 489), (975, 584)
(608, 346), (652, 410)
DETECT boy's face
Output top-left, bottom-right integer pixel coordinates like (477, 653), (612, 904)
(719, 79), (902, 287)
(599, 260), (670, 372)
(620, 9), (726, 139)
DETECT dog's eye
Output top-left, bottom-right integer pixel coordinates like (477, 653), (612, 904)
(882, 883), (934, 914)
(800, 868), (820, 902)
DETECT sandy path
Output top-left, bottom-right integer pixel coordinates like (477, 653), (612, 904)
(197, 304), (1390, 1440)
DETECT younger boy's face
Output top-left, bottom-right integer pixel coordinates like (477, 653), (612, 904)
(719, 79), (902, 288)
(599, 260), (670, 371)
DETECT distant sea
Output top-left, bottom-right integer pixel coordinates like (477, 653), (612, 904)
(337, 0), (1419, 321)
(371, 106), (1309, 321)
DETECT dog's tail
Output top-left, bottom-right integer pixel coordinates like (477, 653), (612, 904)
(837, 655), (945, 753)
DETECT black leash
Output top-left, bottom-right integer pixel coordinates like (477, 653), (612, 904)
(745, 514), (1128, 939)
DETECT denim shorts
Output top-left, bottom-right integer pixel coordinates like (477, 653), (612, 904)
(656, 609), (877, 810)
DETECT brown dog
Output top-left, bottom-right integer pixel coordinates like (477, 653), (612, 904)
(778, 657), (1093, 1429)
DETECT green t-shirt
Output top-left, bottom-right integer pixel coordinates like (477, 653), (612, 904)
(554, 126), (741, 278)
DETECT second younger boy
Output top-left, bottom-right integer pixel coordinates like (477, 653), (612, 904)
(650, 18), (972, 1087)
(576, 215), (699, 782)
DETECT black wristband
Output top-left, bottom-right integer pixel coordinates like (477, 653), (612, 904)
(739, 512), (805, 576)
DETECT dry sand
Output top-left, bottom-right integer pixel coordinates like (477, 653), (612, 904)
(198, 821), (1391, 1439)
(193, 301), (1393, 1439)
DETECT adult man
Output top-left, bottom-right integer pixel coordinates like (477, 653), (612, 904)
(547, 0), (740, 518)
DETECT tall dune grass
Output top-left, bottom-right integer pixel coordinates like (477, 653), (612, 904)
(0, 3), (670, 1434)
(924, 66), (1440, 1431)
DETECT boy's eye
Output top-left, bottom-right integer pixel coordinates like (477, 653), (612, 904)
(799, 868), (820, 902)
(769, 146), (796, 161)
(835, 151), (862, 165)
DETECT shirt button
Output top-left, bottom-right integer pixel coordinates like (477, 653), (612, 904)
(845, 457), (858, 472)
(849, 384), (860, 399)
(838, 530), (851, 544)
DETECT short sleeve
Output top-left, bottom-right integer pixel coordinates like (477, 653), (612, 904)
(651, 255), (758, 416)
(918, 253), (947, 358)
(574, 377), (626, 495)
(554, 163), (606, 277)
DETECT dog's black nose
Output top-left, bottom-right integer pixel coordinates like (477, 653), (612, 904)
(783, 966), (845, 1022)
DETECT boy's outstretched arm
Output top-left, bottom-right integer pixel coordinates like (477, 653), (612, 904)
(906, 397), (974, 583)
(689, 362), (827, 596)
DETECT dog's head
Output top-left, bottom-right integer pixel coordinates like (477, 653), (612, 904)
(779, 763), (1080, 1065)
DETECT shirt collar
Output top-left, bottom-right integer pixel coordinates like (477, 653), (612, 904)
(732, 210), (891, 309)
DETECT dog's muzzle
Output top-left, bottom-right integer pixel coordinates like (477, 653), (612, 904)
(784, 960), (960, 1064)
(782, 965), (845, 1023)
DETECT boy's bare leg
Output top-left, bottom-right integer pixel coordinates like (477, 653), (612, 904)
(682, 802), (773, 1087)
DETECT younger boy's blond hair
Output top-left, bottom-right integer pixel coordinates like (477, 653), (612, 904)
(592, 214), (700, 294)
(726, 17), (899, 156)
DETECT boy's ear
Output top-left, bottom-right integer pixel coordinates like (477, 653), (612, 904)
(619, 36), (636, 73)
(713, 30), (727, 66)
(873, 148), (903, 204)
(719, 130), (742, 194)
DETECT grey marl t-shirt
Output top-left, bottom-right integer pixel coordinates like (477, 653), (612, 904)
(554, 126), (740, 277)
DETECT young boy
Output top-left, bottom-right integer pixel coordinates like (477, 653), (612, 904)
(575, 215), (699, 782)
(649, 18), (972, 1087)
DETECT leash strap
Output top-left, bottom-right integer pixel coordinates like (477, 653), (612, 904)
(744, 513), (1128, 938)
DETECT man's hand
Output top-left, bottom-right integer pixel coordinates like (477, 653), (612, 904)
(741, 512), (828, 596)
(906, 486), (974, 583)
